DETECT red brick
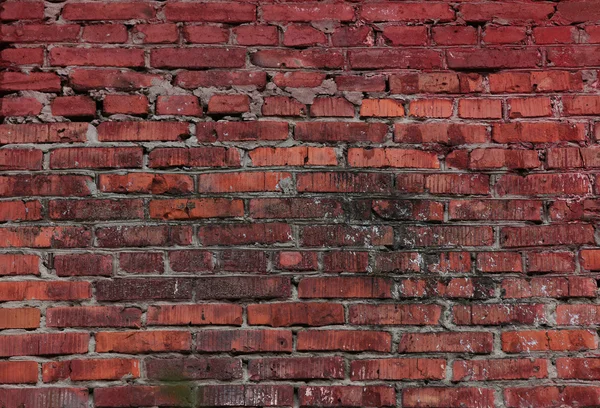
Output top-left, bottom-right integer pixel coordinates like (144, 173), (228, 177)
(528, 251), (575, 273)
(119, 252), (163, 274)
(0, 307), (40, 329)
(0, 253), (39, 276)
(399, 277), (494, 299)
(248, 302), (344, 327)
(362, 3), (454, 22)
(348, 148), (439, 168)
(433, 26), (477, 45)
(276, 251), (318, 271)
(382, 26), (428, 46)
(453, 359), (547, 381)
(349, 304), (441, 325)
(298, 277), (392, 298)
(183, 25), (228, 44)
(0, 97), (42, 116)
(310, 97), (354, 117)
(335, 75), (385, 92)
(82, 24), (127, 43)
(0, 71), (60, 91)
(502, 330), (597, 353)
(453, 304), (545, 325)
(349, 48), (443, 69)
(409, 98), (453, 118)
(298, 172), (392, 193)
(0, 332), (89, 356)
(557, 357), (600, 379)
(556, 304), (600, 325)
(390, 72), (460, 94)
(96, 331), (191, 353)
(0, 226), (92, 248)
(96, 225), (192, 247)
(96, 278), (194, 301)
(502, 277), (597, 299)
(0, 122), (88, 144)
(249, 198), (342, 219)
(252, 48), (344, 69)
(177, 71), (267, 88)
(234, 25), (278, 46)
(195, 329), (292, 353)
(165, 2), (256, 22)
(196, 276), (291, 300)
(496, 174), (591, 196)
(156, 95), (202, 116)
(198, 171), (291, 193)
(476, 252), (523, 273)
(262, 96), (306, 116)
(297, 330), (392, 352)
(199, 223), (292, 246)
(169, 248), (211, 273)
(395, 123), (487, 144)
(0, 148), (42, 170)
(564, 95), (600, 115)
(97, 121), (190, 141)
(284, 25), (326, 47)
(263, 4), (354, 22)
(296, 122), (387, 143)
(54, 253), (113, 276)
(0, 361), (38, 383)
(299, 386), (395, 407)
(1, 1), (44, 20)
(502, 224), (594, 248)
(50, 147), (142, 169)
(449, 200), (542, 221)
(133, 24), (178, 43)
(273, 71), (326, 88)
(448, 48), (541, 69)
(547, 45), (600, 67)
(458, 99), (502, 119)
(460, 2), (555, 23)
(146, 357), (242, 381)
(95, 386), (191, 408)
(360, 99), (404, 117)
(351, 358), (445, 380)
(372, 200), (443, 222)
(70, 69), (162, 90)
(249, 357), (344, 381)
(302, 225), (392, 247)
(197, 121), (288, 142)
(219, 250), (268, 272)
(50, 47), (144, 67)
(149, 198), (244, 219)
(149, 147), (240, 168)
(0, 281), (90, 301)
(0, 388), (88, 408)
(147, 304), (242, 326)
(103, 94), (148, 115)
(332, 26), (373, 47)
(63, 2), (155, 20)
(483, 26), (527, 44)
(99, 173), (193, 194)
(374, 252), (421, 273)
(427, 252), (472, 274)
(46, 306), (141, 328)
(323, 251), (369, 273)
(151, 47), (246, 68)
(43, 359), (139, 382)
(403, 388), (494, 408)
(399, 332), (493, 353)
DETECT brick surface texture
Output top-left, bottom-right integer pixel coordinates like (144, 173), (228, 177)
(1, 0), (600, 407)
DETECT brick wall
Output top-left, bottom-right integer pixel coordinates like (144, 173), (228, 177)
(1, 1), (600, 407)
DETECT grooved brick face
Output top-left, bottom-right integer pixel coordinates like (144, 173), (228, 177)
(1, 1), (599, 407)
